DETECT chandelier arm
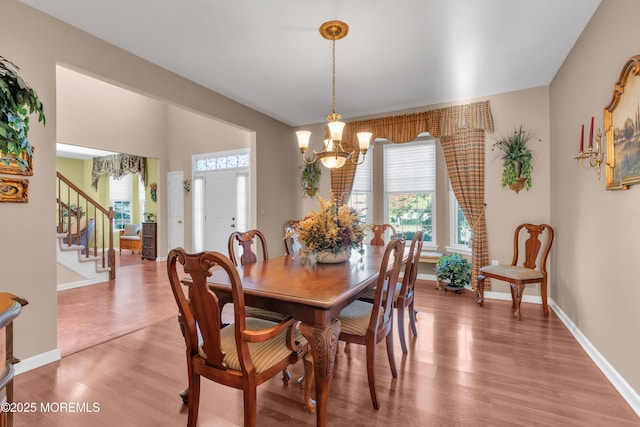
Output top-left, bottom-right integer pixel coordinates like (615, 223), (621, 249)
(351, 152), (367, 165)
(301, 152), (318, 165)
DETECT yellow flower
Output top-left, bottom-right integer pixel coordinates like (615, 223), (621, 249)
(294, 195), (365, 256)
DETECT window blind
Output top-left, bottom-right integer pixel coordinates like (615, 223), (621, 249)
(384, 140), (435, 192)
(109, 173), (132, 202)
(351, 145), (373, 193)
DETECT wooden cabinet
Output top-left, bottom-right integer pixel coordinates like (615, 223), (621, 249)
(142, 222), (157, 261)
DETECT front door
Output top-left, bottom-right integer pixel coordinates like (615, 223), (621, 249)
(204, 170), (238, 253)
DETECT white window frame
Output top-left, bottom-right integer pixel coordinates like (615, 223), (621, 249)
(109, 174), (133, 230)
(446, 181), (472, 256)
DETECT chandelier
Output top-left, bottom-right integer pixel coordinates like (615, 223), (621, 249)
(296, 20), (372, 169)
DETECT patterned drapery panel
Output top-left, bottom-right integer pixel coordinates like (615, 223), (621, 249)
(91, 154), (147, 189)
(440, 129), (489, 290)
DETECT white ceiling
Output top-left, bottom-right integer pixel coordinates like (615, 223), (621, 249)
(56, 143), (117, 160)
(22, 0), (600, 127)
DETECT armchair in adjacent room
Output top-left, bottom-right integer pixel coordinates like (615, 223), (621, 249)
(119, 224), (142, 254)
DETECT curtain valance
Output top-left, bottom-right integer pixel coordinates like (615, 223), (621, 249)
(91, 154), (147, 189)
(341, 100), (493, 150)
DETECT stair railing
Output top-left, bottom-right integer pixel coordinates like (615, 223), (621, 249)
(56, 172), (116, 280)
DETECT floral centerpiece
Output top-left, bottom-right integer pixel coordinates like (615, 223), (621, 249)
(296, 195), (365, 263)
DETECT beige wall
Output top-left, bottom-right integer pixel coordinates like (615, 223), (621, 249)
(1, 0), (298, 362)
(550, 0), (640, 394)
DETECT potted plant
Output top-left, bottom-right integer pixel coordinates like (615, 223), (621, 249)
(0, 56), (46, 170)
(435, 253), (471, 293)
(301, 162), (321, 198)
(492, 125), (538, 193)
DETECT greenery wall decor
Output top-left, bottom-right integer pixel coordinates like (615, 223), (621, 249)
(492, 125), (539, 193)
(0, 56), (46, 170)
(301, 162), (321, 198)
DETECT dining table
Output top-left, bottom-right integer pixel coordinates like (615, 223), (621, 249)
(204, 244), (397, 427)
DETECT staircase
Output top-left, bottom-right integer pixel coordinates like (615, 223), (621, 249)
(56, 172), (116, 285)
(56, 234), (111, 287)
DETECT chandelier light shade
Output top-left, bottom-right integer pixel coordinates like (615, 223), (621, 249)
(297, 20), (372, 169)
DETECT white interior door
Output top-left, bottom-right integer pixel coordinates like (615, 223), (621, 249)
(167, 171), (185, 250)
(204, 170), (238, 253)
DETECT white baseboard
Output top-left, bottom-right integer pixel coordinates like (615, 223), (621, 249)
(417, 273), (436, 281)
(14, 349), (61, 375)
(57, 278), (103, 291)
(549, 300), (640, 418)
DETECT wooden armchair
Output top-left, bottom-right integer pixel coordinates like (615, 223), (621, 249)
(119, 224), (142, 254)
(477, 223), (555, 320)
(167, 248), (314, 427)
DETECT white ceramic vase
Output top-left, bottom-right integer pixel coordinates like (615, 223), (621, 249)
(316, 248), (350, 264)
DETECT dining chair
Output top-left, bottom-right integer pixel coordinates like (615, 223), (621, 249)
(394, 231), (423, 354)
(228, 230), (291, 357)
(228, 230), (287, 322)
(335, 238), (405, 410)
(365, 223), (397, 246)
(477, 223), (555, 320)
(359, 231), (423, 354)
(228, 229), (269, 266)
(283, 219), (301, 256)
(359, 224), (397, 301)
(167, 248), (314, 427)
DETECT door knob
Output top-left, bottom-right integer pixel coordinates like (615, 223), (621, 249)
(178, 220), (183, 224)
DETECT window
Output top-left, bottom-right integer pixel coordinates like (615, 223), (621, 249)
(192, 176), (205, 253)
(347, 145), (373, 224)
(109, 174), (132, 230)
(448, 182), (471, 254)
(384, 140), (436, 245)
(194, 152), (249, 172)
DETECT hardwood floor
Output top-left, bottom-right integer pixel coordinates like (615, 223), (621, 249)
(15, 260), (639, 426)
(57, 253), (176, 356)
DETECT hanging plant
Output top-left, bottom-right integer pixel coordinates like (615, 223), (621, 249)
(301, 162), (321, 198)
(0, 56), (46, 170)
(492, 125), (539, 193)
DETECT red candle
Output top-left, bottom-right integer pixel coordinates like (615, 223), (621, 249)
(589, 116), (594, 148)
(580, 124), (584, 152)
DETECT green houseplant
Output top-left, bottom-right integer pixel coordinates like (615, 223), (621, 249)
(0, 56), (46, 170)
(435, 253), (471, 291)
(301, 162), (321, 198)
(492, 125), (537, 193)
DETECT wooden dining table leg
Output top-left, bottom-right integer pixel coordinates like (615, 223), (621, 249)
(298, 319), (340, 427)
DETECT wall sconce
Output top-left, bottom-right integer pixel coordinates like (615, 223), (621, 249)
(575, 117), (604, 179)
(183, 179), (191, 193)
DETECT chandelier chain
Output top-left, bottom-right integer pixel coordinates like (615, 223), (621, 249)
(331, 38), (336, 115)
